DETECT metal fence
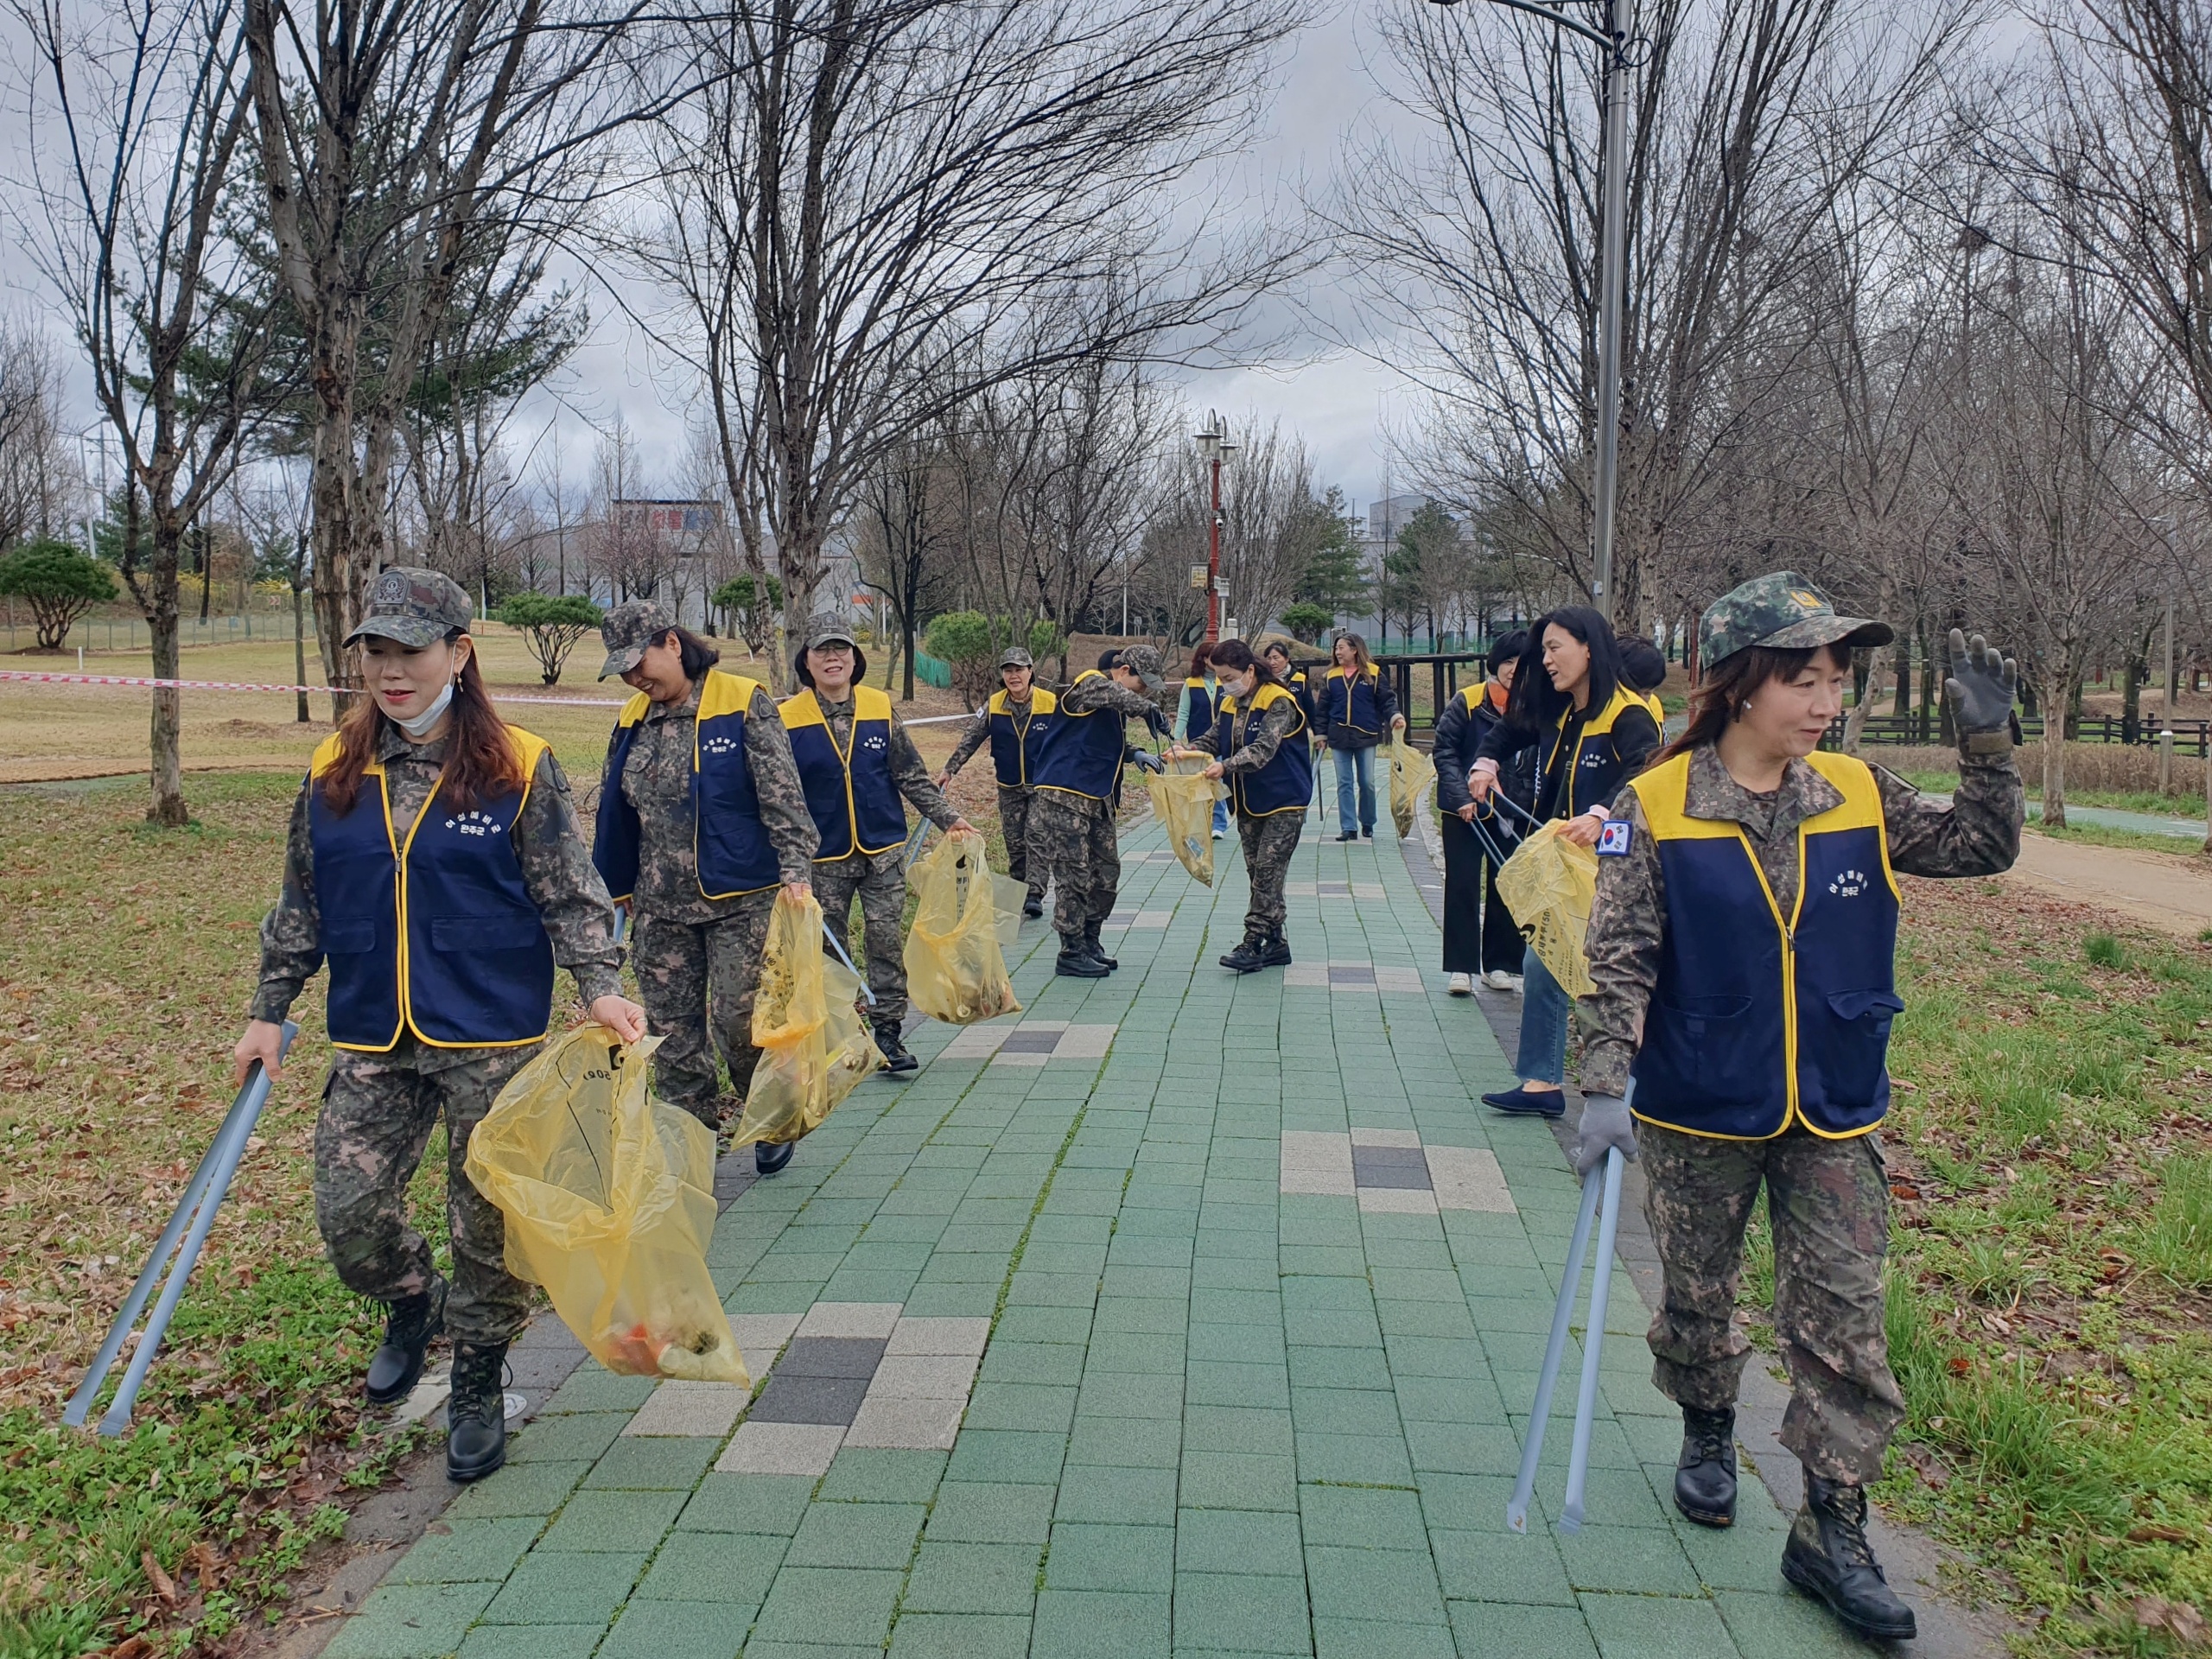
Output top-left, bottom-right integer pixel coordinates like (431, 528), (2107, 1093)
(1823, 710), (2212, 754)
(2, 611), (316, 654)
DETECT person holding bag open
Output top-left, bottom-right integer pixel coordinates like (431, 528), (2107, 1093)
(1574, 574), (2022, 1642)
(232, 568), (644, 1484)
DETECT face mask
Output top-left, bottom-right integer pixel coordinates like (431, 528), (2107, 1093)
(394, 678), (454, 738)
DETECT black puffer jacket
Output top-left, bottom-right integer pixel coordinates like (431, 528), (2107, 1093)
(1435, 683), (1535, 818)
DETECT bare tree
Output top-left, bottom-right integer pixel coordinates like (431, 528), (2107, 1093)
(0, 321), (78, 550)
(12, 0), (280, 824)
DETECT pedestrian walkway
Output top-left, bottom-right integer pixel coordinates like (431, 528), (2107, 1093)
(321, 823), (1872, 1659)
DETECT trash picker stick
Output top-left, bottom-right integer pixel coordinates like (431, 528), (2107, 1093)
(1508, 1159), (1604, 1534)
(900, 817), (934, 873)
(821, 920), (879, 1007)
(1560, 1147), (1628, 1533)
(73, 1021), (298, 1435)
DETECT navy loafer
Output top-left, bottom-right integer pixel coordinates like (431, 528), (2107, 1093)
(1482, 1086), (1567, 1119)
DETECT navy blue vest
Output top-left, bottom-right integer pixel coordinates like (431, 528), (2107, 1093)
(1033, 670), (1129, 800)
(1182, 677), (1216, 742)
(985, 687), (1057, 787)
(1325, 664), (1385, 737)
(594, 670), (781, 903)
(781, 684), (907, 860)
(308, 728), (556, 1052)
(1627, 751), (1903, 1140)
(1214, 683), (1313, 816)
(1541, 684), (1652, 820)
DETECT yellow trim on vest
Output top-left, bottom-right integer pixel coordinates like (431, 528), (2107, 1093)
(1034, 671), (1119, 800)
(1627, 747), (1894, 1141)
(315, 723), (553, 1053)
(779, 684), (904, 858)
(1215, 683), (1309, 817)
(692, 670), (775, 901)
(615, 690), (651, 729)
(987, 687), (1057, 717)
(985, 687), (1053, 785)
(1546, 684), (1645, 816)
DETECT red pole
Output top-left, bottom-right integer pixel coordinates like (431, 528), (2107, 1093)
(1206, 454), (1223, 644)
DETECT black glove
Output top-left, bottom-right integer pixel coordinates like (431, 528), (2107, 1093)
(1143, 705), (1171, 741)
(1945, 628), (2018, 737)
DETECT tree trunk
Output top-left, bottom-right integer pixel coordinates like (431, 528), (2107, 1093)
(902, 607), (917, 702)
(147, 518), (188, 827)
(1891, 637), (1910, 717)
(293, 579), (310, 722)
(2042, 687), (2069, 830)
(2121, 640), (2145, 744)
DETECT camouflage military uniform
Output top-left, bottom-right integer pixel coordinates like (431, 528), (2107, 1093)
(1582, 741), (2023, 1483)
(944, 701), (1047, 905)
(1033, 662), (1165, 938)
(620, 677), (818, 1129)
(253, 728), (624, 1345)
(810, 694), (963, 1027)
(1185, 694), (1306, 938)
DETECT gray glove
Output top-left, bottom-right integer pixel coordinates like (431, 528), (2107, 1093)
(1945, 628), (2018, 736)
(1572, 1091), (1638, 1179)
(1127, 747), (1164, 775)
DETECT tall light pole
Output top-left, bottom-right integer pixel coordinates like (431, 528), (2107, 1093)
(1430, 0), (1633, 622)
(1194, 411), (1238, 642)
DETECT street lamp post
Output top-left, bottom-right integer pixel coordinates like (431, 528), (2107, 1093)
(1429, 0), (1633, 623)
(1194, 411), (1238, 643)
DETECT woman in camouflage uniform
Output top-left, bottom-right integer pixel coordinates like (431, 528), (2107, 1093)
(1572, 573), (2022, 1643)
(233, 568), (643, 1483)
(592, 601), (820, 1174)
(1167, 639), (1313, 973)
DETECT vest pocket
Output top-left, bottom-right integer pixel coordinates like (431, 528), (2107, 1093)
(429, 913), (542, 952)
(1648, 993), (1762, 1105)
(1807, 988), (1904, 1111)
(321, 918), (376, 955)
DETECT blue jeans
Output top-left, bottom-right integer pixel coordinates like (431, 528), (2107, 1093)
(1212, 797), (1230, 835)
(1332, 743), (1377, 832)
(1514, 942), (1569, 1086)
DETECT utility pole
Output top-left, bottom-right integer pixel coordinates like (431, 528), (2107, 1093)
(1195, 412), (1237, 643)
(1429, 0), (1633, 622)
(2160, 587), (2177, 796)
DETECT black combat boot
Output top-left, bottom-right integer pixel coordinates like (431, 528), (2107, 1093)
(755, 1138), (796, 1175)
(364, 1277), (446, 1406)
(1259, 929), (1292, 968)
(1082, 920), (1118, 970)
(1057, 934), (1110, 977)
(1673, 1406), (1738, 1527)
(874, 1020), (918, 1075)
(446, 1340), (510, 1483)
(1781, 1472), (1917, 1642)
(1219, 932), (1267, 973)
(1021, 896), (1044, 918)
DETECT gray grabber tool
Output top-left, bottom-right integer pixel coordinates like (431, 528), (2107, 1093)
(1508, 1113), (1630, 1533)
(67, 1020), (299, 1436)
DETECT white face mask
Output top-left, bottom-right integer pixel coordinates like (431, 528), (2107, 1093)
(394, 678), (454, 738)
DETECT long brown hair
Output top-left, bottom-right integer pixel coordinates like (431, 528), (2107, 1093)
(1331, 631), (1373, 675)
(1656, 642), (1842, 765)
(318, 634), (526, 817)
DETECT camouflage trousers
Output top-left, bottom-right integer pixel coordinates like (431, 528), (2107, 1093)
(1236, 809), (1305, 938)
(814, 847), (909, 1028)
(314, 1043), (537, 1344)
(1639, 1121), (1905, 1484)
(1031, 789), (1120, 939)
(632, 893), (776, 1131)
(997, 784), (1047, 902)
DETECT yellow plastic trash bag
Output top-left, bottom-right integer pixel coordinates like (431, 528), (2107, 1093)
(1147, 760), (1227, 886)
(1388, 735), (1437, 840)
(992, 872), (1028, 950)
(734, 891), (883, 1148)
(1494, 818), (1600, 998)
(906, 835), (1024, 1024)
(464, 1027), (747, 1385)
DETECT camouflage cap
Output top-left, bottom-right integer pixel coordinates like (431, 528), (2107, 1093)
(1698, 571), (1894, 672)
(597, 598), (677, 680)
(799, 615), (859, 652)
(999, 646), (1034, 670)
(1115, 643), (1166, 692)
(345, 566), (474, 649)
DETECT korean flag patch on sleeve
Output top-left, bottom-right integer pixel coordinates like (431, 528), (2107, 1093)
(1595, 818), (1633, 857)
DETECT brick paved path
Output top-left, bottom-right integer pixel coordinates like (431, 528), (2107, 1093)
(323, 824), (1871, 1659)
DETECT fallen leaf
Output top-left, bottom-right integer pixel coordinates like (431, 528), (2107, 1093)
(188, 1539), (222, 1589)
(1948, 1355), (1974, 1376)
(2126, 1522), (2196, 1545)
(2133, 1596), (2207, 1645)
(1890, 1183), (1922, 1200)
(141, 1548), (176, 1604)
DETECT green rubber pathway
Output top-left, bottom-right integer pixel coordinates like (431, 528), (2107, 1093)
(324, 823), (1869, 1659)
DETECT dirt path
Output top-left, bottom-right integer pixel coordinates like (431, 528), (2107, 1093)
(2004, 832), (2212, 938)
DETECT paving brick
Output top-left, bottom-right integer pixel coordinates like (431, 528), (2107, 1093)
(1298, 1485), (1427, 1553)
(1179, 1450), (1297, 1512)
(1176, 1508), (1304, 1577)
(1054, 1463), (1179, 1526)
(1304, 1546), (1445, 1624)
(715, 1421), (845, 1477)
(1173, 1571), (1313, 1654)
(816, 1446), (947, 1502)
(537, 1487), (687, 1552)
(383, 1517), (542, 1584)
(508, 1411), (627, 1464)
(454, 1624), (605, 1658)
(785, 1500), (927, 1568)
(1312, 1619), (1458, 1659)
(623, 1380), (750, 1438)
(947, 1427), (1068, 1484)
(845, 1390), (965, 1450)
(1029, 1588), (1169, 1659)
(442, 1459), (591, 1521)
(887, 1611), (1032, 1658)
(480, 1550), (647, 1625)
(1044, 1522), (1173, 1592)
(596, 1600), (746, 1659)
(633, 1528), (785, 1602)
(750, 1565), (904, 1646)
(677, 1471), (816, 1534)
(321, 1582), (497, 1659)
(1578, 1590), (1739, 1657)
(583, 1433), (721, 1490)
(902, 1540), (1045, 1612)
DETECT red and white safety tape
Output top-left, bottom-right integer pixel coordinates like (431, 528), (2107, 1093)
(0, 670), (971, 722)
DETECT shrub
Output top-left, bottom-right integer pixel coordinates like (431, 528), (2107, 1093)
(1027, 617), (1067, 668)
(1281, 601), (1332, 643)
(0, 540), (118, 650)
(925, 610), (1000, 702)
(493, 592), (604, 684)
(2082, 932), (2127, 970)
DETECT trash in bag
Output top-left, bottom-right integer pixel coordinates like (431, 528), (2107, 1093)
(734, 891), (883, 1148)
(1146, 759), (1226, 886)
(1495, 818), (1600, 997)
(991, 871), (1028, 950)
(1388, 735), (1437, 840)
(906, 834), (1023, 1025)
(464, 1027), (747, 1385)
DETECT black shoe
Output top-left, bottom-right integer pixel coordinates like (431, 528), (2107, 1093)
(874, 1021), (918, 1075)
(1057, 936), (1111, 977)
(1481, 1084), (1567, 1119)
(1082, 922), (1118, 970)
(1336, 831), (1357, 842)
(1360, 828), (1374, 840)
(755, 1139), (796, 1175)
(1021, 897), (1044, 918)
(446, 1340), (510, 1483)
(1674, 1407), (1738, 1528)
(365, 1278), (446, 1406)
(1219, 933), (1267, 973)
(1260, 931), (1292, 968)
(1781, 1474), (1917, 1642)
